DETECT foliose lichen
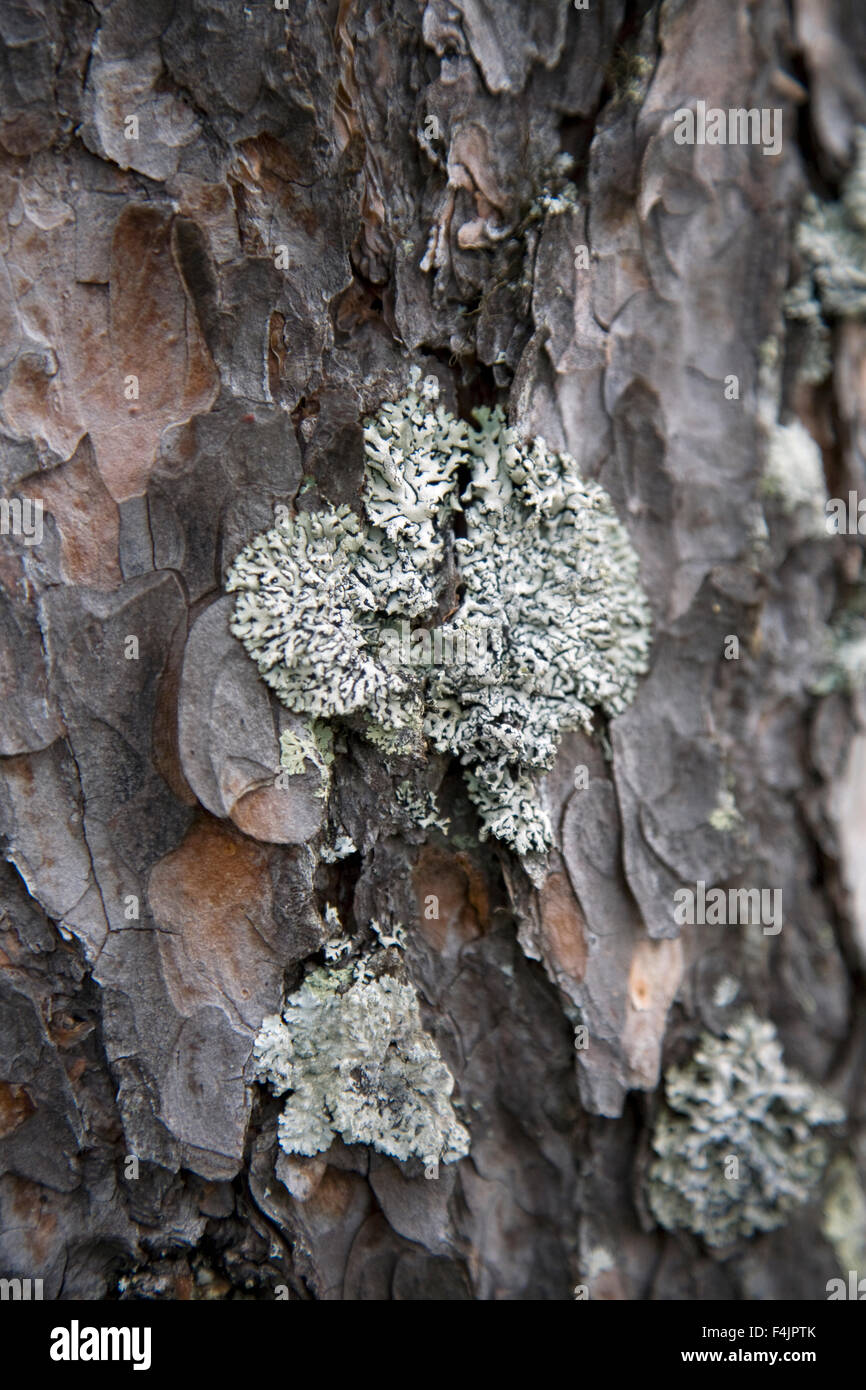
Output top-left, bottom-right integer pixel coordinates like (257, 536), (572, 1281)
(395, 779), (450, 834)
(647, 1011), (844, 1248)
(821, 1154), (866, 1275)
(227, 369), (651, 854)
(760, 419), (828, 540)
(792, 127), (866, 322)
(708, 784), (743, 834)
(423, 403), (651, 852)
(319, 831), (356, 863)
(782, 125), (866, 391)
(252, 948), (470, 1168)
(227, 371), (462, 756)
(812, 602), (866, 695)
(279, 720), (334, 797)
(784, 275), (832, 384)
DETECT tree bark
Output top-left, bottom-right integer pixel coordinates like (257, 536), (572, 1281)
(0, 0), (865, 1301)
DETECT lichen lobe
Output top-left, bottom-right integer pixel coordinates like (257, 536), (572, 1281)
(252, 950), (470, 1169)
(647, 1011), (844, 1247)
(227, 370), (652, 854)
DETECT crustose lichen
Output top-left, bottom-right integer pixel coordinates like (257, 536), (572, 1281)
(227, 370), (651, 854)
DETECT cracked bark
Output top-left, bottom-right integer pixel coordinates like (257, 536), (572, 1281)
(0, 0), (865, 1301)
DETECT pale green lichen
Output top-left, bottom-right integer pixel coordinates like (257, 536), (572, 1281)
(784, 275), (833, 384)
(611, 51), (654, 106)
(252, 949), (470, 1167)
(784, 129), (866, 384)
(708, 786), (743, 834)
(760, 419), (828, 540)
(821, 1154), (866, 1274)
(812, 600), (866, 695)
(784, 125), (866, 387)
(793, 128), (866, 320)
(604, 48), (655, 107)
(319, 832), (356, 863)
(647, 1011), (844, 1248)
(395, 780), (450, 833)
(227, 372), (460, 745)
(423, 405), (651, 852)
(756, 331), (829, 541)
(362, 717), (425, 758)
(370, 918), (407, 949)
(529, 179), (580, 219)
(825, 628), (866, 693)
(279, 721), (334, 796)
(322, 904), (353, 962)
(228, 370), (651, 855)
(712, 975), (741, 1008)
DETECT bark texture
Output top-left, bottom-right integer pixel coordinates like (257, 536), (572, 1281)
(1, 0), (865, 1300)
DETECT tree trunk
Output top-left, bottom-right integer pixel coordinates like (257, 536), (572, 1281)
(1, 0), (865, 1301)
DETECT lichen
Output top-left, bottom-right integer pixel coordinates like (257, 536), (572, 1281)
(708, 786), (743, 833)
(760, 419), (828, 540)
(395, 779), (449, 833)
(793, 128), (866, 321)
(783, 129), (866, 386)
(423, 404), (651, 852)
(370, 918), (407, 949)
(529, 179), (580, 220)
(783, 125), (866, 383)
(821, 1154), (866, 1274)
(279, 721), (334, 796)
(647, 1011), (843, 1247)
(319, 832), (356, 863)
(252, 949), (470, 1168)
(607, 50), (654, 107)
(712, 975), (741, 1009)
(784, 275), (832, 384)
(812, 599), (866, 695)
(227, 371), (461, 745)
(227, 370), (651, 855)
